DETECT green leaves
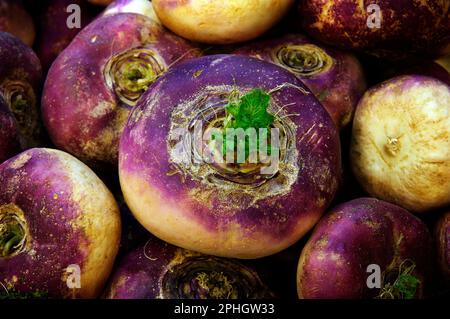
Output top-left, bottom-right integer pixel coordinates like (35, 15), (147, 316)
(224, 89), (274, 130)
(392, 273), (420, 299)
(220, 89), (275, 159)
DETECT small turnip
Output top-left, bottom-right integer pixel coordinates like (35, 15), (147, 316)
(42, 13), (200, 167)
(0, 148), (121, 298)
(104, 236), (273, 299)
(297, 198), (432, 299)
(152, 0), (294, 44)
(299, 0), (450, 58)
(235, 34), (366, 129)
(0, 32), (43, 149)
(351, 75), (450, 213)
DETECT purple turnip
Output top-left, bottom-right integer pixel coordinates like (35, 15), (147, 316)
(42, 13), (200, 167)
(0, 96), (20, 164)
(234, 34), (366, 129)
(152, 0), (294, 44)
(0, 148), (121, 298)
(297, 198), (432, 299)
(104, 236), (273, 299)
(435, 212), (450, 282)
(0, 0), (35, 46)
(119, 54), (341, 259)
(36, 0), (96, 71)
(0, 31), (43, 149)
(299, 0), (450, 58)
(88, 0), (113, 5)
(351, 75), (450, 213)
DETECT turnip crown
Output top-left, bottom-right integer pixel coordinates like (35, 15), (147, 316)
(218, 89), (277, 161)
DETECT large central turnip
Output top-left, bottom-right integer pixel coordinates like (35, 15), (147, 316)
(119, 54), (341, 259)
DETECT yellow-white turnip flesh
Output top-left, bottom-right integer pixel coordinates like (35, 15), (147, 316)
(351, 75), (450, 213)
(152, 0), (294, 44)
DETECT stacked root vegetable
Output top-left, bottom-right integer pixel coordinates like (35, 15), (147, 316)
(0, 0), (449, 299)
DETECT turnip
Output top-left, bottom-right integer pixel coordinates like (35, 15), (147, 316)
(435, 212), (450, 282)
(152, 0), (294, 44)
(299, 0), (450, 58)
(297, 198), (432, 299)
(0, 32), (43, 149)
(0, 0), (35, 46)
(234, 34), (366, 129)
(36, 0), (96, 71)
(42, 13), (200, 167)
(119, 54), (341, 259)
(104, 236), (273, 299)
(0, 96), (20, 164)
(0, 148), (121, 298)
(103, 0), (160, 23)
(351, 75), (450, 213)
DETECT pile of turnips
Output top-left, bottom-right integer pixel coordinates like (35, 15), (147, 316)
(0, 0), (449, 299)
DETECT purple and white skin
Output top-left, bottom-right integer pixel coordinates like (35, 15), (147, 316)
(119, 54), (341, 259)
(0, 0), (35, 46)
(435, 212), (450, 282)
(299, 0), (450, 59)
(234, 34), (367, 129)
(104, 235), (274, 299)
(36, 0), (96, 72)
(42, 13), (201, 167)
(351, 75), (450, 213)
(0, 32), (43, 149)
(0, 95), (20, 164)
(297, 198), (432, 299)
(0, 148), (121, 298)
(103, 0), (160, 23)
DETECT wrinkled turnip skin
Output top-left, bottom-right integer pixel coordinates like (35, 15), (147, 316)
(152, 0), (294, 44)
(0, 148), (121, 298)
(119, 55), (341, 259)
(103, 0), (160, 23)
(351, 75), (450, 213)
(0, 32), (43, 149)
(104, 236), (273, 299)
(42, 13), (200, 167)
(436, 212), (450, 281)
(37, 0), (95, 71)
(297, 198), (432, 299)
(299, 0), (450, 58)
(234, 34), (367, 129)
(0, 96), (20, 164)
(0, 0), (35, 46)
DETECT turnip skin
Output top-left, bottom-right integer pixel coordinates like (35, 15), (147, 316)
(41, 13), (200, 167)
(37, 0), (95, 71)
(152, 0), (294, 44)
(297, 198), (432, 299)
(0, 148), (121, 298)
(299, 0), (450, 58)
(0, 32), (43, 149)
(234, 34), (367, 129)
(119, 54), (341, 259)
(103, 0), (160, 23)
(0, 0), (35, 46)
(0, 96), (20, 164)
(104, 236), (273, 299)
(88, 0), (113, 5)
(351, 75), (450, 213)
(436, 212), (450, 281)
